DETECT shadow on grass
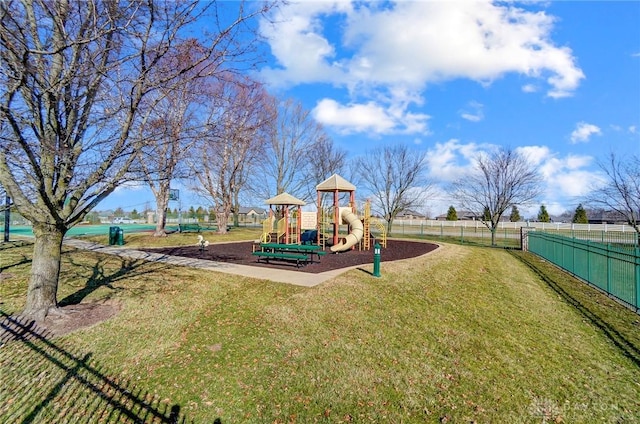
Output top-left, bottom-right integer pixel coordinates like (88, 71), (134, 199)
(510, 251), (640, 368)
(0, 311), (198, 423)
(58, 255), (170, 307)
(0, 240), (30, 251)
(0, 241), (32, 272)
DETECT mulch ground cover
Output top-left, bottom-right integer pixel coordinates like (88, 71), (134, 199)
(143, 239), (438, 274)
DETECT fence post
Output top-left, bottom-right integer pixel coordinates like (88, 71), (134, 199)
(607, 244), (612, 295)
(587, 240), (591, 283)
(521, 227), (531, 251)
(635, 247), (640, 311)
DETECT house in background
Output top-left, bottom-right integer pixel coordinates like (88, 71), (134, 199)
(435, 210), (479, 221)
(587, 209), (629, 225)
(238, 206), (267, 222)
(395, 209), (429, 220)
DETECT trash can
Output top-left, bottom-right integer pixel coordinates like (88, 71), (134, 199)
(116, 228), (124, 245)
(109, 226), (120, 245)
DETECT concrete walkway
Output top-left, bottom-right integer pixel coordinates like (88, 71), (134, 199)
(63, 239), (355, 287)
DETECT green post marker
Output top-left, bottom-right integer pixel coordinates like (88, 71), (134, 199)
(373, 242), (381, 278)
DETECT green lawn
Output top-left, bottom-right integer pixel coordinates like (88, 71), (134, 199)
(76, 227), (263, 248)
(1, 235), (639, 423)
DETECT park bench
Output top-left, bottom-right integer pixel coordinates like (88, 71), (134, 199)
(251, 251), (309, 268)
(257, 243), (327, 264)
(178, 223), (201, 233)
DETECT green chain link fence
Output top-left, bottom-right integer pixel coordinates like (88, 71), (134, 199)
(527, 231), (640, 312)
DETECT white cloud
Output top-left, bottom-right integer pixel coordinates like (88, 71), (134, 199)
(629, 125), (637, 134)
(564, 154), (592, 170)
(460, 101), (484, 122)
(312, 98), (430, 135)
(522, 84), (538, 93)
(425, 139), (487, 182)
(536, 152), (594, 202)
(258, 1), (351, 87)
(261, 1), (584, 98)
(313, 99), (394, 134)
(570, 121), (601, 143)
(516, 145), (552, 166)
(553, 171), (598, 197)
(424, 141), (596, 213)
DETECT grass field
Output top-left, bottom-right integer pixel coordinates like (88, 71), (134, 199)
(76, 226), (264, 248)
(1, 233), (639, 423)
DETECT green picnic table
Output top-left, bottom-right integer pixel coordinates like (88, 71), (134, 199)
(253, 243), (327, 267)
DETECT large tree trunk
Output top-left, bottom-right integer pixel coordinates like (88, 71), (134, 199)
(216, 210), (229, 234)
(153, 185), (170, 237)
(23, 226), (65, 321)
(386, 219), (393, 235)
(154, 201), (169, 237)
(233, 209), (239, 227)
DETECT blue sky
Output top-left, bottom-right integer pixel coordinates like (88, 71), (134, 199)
(101, 0), (640, 218)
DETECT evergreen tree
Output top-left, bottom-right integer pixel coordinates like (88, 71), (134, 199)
(114, 207), (125, 217)
(482, 206), (491, 221)
(446, 205), (457, 221)
(85, 211), (101, 224)
(130, 209), (140, 219)
(537, 204), (550, 222)
(572, 203), (588, 224)
(196, 206), (205, 221)
(509, 205), (521, 222)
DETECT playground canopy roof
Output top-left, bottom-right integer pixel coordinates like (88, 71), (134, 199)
(316, 173), (355, 192)
(265, 192), (306, 206)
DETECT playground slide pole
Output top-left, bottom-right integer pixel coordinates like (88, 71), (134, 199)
(330, 210), (364, 252)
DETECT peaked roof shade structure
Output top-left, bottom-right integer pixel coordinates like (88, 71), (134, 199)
(265, 192), (306, 206)
(316, 173), (356, 192)
(316, 174), (357, 247)
(263, 192), (306, 244)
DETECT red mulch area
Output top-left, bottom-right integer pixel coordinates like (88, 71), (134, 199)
(143, 239), (438, 274)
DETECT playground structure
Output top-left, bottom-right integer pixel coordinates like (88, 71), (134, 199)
(316, 174), (387, 252)
(257, 174), (387, 252)
(260, 192), (305, 244)
(330, 209), (364, 252)
(362, 199), (387, 249)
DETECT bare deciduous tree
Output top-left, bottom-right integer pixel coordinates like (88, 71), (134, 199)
(254, 99), (327, 201)
(0, 0), (273, 321)
(356, 144), (432, 233)
(301, 135), (348, 207)
(587, 153), (640, 242)
(192, 76), (273, 234)
(453, 147), (542, 246)
(134, 41), (210, 236)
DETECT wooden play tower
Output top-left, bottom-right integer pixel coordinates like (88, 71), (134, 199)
(316, 174), (356, 247)
(262, 192), (305, 244)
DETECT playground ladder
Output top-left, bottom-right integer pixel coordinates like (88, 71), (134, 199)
(363, 201), (372, 250)
(372, 219), (388, 248)
(260, 217), (274, 243)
